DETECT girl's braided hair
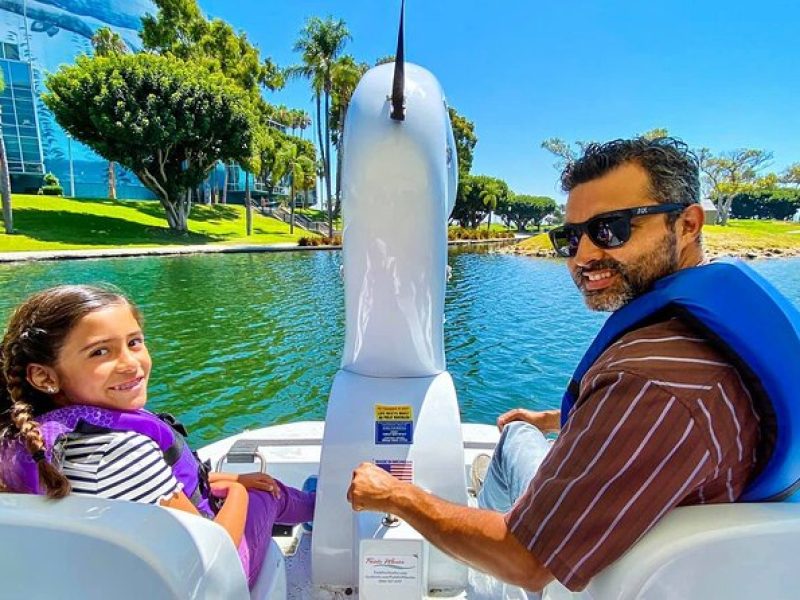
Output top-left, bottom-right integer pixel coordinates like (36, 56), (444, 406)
(0, 285), (140, 498)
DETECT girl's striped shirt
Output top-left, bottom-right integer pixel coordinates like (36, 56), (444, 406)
(59, 430), (182, 504)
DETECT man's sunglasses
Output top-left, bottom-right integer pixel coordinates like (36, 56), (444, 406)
(548, 203), (687, 258)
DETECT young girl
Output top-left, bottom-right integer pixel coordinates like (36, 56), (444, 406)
(0, 285), (315, 589)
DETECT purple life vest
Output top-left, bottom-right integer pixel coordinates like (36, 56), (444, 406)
(0, 405), (219, 517)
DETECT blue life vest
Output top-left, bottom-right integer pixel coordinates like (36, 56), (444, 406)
(559, 258), (800, 503)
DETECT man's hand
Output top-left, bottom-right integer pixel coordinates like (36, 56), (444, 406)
(209, 471), (282, 498)
(237, 473), (281, 498)
(347, 462), (405, 512)
(496, 408), (561, 433)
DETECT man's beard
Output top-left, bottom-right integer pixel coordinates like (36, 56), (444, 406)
(572, 229), (679, 312)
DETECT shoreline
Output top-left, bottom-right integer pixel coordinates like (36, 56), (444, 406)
(0, 237), (514, 264)
(499, 244), (800, 261)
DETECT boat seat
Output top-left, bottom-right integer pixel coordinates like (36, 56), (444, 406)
(0, 493), (286, 600)
(542, 503), (800, 600)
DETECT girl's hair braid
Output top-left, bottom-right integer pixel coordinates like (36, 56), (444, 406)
(0, 285), (140, 498)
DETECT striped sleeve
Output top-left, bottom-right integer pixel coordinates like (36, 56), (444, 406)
(62, 431), (182, 505)
(504, 370), (715, 591)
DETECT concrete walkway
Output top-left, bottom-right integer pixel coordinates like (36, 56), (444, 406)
(0, 237), (518, 264)
(0, 242), (338, 264)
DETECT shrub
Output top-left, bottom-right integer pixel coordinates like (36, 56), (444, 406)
(298, 235), (341, 247)
(43, 172), (60, 187)
(40, 185), (64, 196)
(447, 226), (515, 241)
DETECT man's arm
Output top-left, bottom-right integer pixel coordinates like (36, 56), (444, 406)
(348, 462), (554, 592)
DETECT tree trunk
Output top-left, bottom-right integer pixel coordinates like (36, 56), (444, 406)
(221, 164), (228, 204)
(334, 107), (346, 217)
(245, 170), (252, 236)
(290, 175), (295, 235)
(324, 84), (334, 239)
(107, 161), (117, 200)
(161, 194), (189, 232)
(487, 211), (492, 230)
(0, 136), (13, 234)
(718, 194), (734, 226)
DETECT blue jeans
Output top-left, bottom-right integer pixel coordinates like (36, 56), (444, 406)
(477, 422), (552, 513)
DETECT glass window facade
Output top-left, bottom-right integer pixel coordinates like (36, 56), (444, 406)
(0, 45), (44, 175)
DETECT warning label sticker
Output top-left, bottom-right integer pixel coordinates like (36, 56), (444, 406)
(374, 404), (414, 445)
(375, 405), (413, 421)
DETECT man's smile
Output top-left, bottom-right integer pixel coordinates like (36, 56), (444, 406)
(582, 269), (617, 292)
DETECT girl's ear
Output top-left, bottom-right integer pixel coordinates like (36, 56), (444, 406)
(26, 364), (61, 395)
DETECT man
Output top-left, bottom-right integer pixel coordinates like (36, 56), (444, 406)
(347, 138), (772, 592)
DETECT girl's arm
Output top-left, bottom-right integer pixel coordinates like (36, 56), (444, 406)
(160, 481), (249, 546)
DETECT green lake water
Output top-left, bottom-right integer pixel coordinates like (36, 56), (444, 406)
(2, 249), (799, 446)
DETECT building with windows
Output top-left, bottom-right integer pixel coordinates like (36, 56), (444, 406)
(0, 39), (44, 192)
(0, 1), (317, 207)
(0, 0), (156, 198)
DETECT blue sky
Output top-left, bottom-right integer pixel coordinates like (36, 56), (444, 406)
(199, 0), (800, 200)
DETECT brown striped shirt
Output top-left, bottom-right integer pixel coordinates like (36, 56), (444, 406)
(505, 317), (767, 591)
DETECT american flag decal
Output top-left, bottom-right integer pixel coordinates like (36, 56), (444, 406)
(375, 459), (414, 483)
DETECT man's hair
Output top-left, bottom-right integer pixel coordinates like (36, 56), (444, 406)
(560, 137), (700, 209)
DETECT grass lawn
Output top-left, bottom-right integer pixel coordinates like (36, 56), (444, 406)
(703, 220), (800, 255)
(514, 219), (800, 256)
(0, 195), (309, 252)
(296, 207), (342, 230)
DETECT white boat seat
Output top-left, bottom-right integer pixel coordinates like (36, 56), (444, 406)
(543, 503), (800, 600)
(0, 493), (286, 600)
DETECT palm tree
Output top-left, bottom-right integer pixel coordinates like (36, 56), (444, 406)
(480, 181), (502, 230)
(0, 72), (12, 234)
(290, 16), (351, 238)
(331, 55), (368, 216)
(282, 142), (316, 234)
(91, 27), (128, 201)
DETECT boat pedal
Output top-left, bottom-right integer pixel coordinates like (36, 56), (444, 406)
(272, 523), (304, 557)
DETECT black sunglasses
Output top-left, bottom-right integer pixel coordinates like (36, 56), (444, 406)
(548, 203), (687, 258)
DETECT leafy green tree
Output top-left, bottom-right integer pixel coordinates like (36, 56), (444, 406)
(698, 147), (774, 225)
(497, 194), (557, 231)
(290, 16), (351, 237)
(479, 178), (503, 229)
(282, 141), (316, 233)
(637, 128), (670, 141)
(540, 137), (586, 171)
(781, 163), (800, 188)
(452, 174), (510, 228)
(141, 0), (283, 95)
(541, 129), (669, 172)
(91, 26), (128, 200)
(0, 72), (11, 233)
(448, 106), (477, 176)
(730, 189), (800, 220)
(43, 54), (255, 232)
(92, 26), (128, 56)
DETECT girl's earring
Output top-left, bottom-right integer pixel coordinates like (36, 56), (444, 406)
(46, 386), (58, 394)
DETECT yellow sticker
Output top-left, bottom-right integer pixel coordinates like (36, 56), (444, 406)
(375, 404), (413, 421)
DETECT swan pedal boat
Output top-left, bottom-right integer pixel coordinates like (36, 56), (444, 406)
(2, 40), (799, 600)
